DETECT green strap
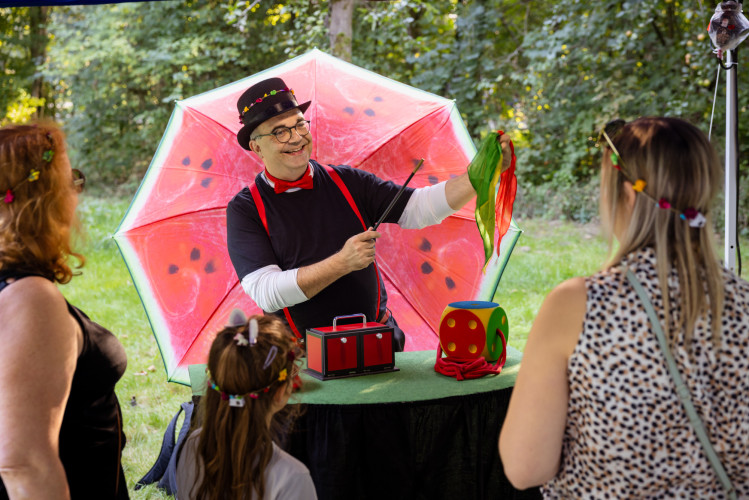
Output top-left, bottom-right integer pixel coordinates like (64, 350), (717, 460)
(626, 269), (736, 499)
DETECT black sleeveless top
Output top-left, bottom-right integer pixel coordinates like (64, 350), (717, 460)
(0, 271), (129, 499)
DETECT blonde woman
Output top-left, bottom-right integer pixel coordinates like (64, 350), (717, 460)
(500, 117), (749, 497)
(0, 123), (128, 499)
(176, 312), (315, 500)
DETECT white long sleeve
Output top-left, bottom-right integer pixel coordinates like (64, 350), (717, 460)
(241, 265), (308, 312)
(398, 181), (457, 229)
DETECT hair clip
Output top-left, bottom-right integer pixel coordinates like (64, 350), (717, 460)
(681, 208), (707, 228)
(610, 153), (621, 170)
(228, 395), (246, 408)
(2, 142), (50, 204)
(234, 332), (249, 347)
(657, 198), (671, 210)
(248, 318), (258, 345)
(209, 378), (247, 407)
(263, 346), (279, 369)
(227, 308), (248, 327)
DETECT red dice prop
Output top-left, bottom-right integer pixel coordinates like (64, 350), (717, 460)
(438, 301), (509, 361)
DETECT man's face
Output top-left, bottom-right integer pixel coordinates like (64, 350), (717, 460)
(249, 109), (312, 181)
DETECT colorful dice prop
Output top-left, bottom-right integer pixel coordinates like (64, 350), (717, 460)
(438, 301), (508, 361)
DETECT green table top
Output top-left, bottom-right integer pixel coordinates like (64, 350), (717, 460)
(189, 347), (522, 405)
(190, 346), (523, 405)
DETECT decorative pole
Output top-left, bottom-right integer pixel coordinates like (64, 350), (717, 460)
(725, 47), (739, 272)
(708, 0), (749, 273)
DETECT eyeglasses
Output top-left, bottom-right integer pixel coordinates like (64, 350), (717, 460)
(252, 120), (311, 144)
(72, 169), (86, 193)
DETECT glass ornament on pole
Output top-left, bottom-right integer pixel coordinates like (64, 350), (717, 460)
(708, 1), (749, 274)
(708, 1), (749, 57)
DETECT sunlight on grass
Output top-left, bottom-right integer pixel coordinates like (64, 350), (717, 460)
(495, 220), (608, 352)
(58, 196), (747, 499)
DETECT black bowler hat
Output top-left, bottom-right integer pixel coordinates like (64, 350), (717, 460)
(236, 77), (311, 151)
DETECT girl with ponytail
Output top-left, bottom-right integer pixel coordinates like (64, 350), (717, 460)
(176, 311), (315, 500)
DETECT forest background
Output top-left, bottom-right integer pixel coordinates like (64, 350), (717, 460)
(2, 0), (746, 227)
(3, 1), (748, 495)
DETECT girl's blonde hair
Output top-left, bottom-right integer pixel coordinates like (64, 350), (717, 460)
(194, 314), (302, 500)
(0, 122), (83, 283)
(600, 117), (724, 347)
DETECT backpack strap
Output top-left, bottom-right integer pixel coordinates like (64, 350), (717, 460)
(159, 401), (194, 495)
(135, 401), (194, 495)
(135, 402), (186, 490)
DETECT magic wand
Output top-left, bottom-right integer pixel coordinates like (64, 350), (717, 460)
(372, 158), (425, 231)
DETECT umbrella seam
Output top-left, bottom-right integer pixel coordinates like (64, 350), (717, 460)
(352, 105), (456, 178)
(175, 279), (244, 372)
(114, 206), (227, 235)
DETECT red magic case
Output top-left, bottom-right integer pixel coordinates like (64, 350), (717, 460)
(305, 314), (399, 380)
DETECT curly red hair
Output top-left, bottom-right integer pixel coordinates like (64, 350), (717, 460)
(0, 122), (84, 283)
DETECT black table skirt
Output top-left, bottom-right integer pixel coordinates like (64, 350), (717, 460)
(286, 387), (542, 500)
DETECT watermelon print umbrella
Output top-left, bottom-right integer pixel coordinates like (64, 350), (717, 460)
(114, 49), (521, 384)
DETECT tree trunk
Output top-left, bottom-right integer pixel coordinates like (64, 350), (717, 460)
(29, 6), (49, 119)
(329, 0), (354, 61)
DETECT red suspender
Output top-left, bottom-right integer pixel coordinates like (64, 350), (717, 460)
(248, 166), (382, 337)
(250, 182), (302, 339)
(323, 166), (366, 227)
(249, 183), (269, 234)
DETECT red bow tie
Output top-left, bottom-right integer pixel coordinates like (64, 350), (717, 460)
(265, 166), (314, 194)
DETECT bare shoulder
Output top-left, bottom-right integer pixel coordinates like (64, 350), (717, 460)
(530, 277), (587, 355)
(546, 276), (587, 305)
(0, 276), (79, 351)
(0, 276), (68, 317)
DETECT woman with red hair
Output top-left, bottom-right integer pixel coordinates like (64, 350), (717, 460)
(0, 123), (128, 499)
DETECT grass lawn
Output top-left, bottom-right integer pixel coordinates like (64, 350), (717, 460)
(59, 195), (742, 498)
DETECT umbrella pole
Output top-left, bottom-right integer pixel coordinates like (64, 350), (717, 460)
(725, 48), (740, 274)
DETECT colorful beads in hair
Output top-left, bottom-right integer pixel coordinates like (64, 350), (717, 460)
(601, 129), (707, 228)
(3, 133), (54, 204)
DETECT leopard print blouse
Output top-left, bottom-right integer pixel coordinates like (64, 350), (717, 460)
(542, 247), (749, 499)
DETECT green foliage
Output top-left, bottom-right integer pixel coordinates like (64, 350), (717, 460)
(515, 0), (724, 189)
(43, 1), (328, 192)
(0, 7), (50, 123)
(2, 0), (747, 221)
